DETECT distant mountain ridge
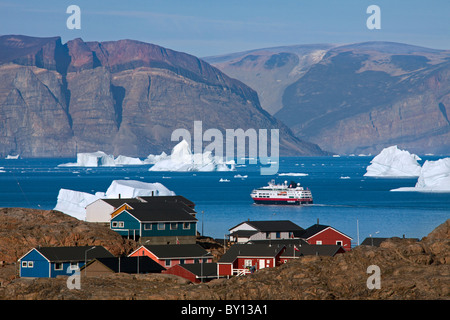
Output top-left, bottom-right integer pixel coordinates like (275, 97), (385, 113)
(205, 41), (450, 155)
(0, 35), (326, 158)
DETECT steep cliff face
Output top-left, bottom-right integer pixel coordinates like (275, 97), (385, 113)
(0, 35), (325, 158)
(209, 42), (450, 155)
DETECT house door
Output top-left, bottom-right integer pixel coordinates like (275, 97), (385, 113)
(259, 259), (265, 269)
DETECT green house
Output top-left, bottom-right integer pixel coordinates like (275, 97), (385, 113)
(110, 201), (197, 244)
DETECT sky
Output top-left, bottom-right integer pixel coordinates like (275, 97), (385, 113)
(0, 0), (449, 57)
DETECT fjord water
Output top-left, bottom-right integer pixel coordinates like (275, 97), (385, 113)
(0, 156), (448, 247)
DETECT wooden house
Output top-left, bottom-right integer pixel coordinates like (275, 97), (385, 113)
(164, 263), (218, 283)
(128, 244), (212, 269)
(248, 238), (345, 263)
(18, 246), (114, 278)
(228, 220), (304, 243)
(80, 256), (165, 276)
(110, 201), (197, 244)
(86, 195), (195, 223)
(217, 243), (286, 277)
(299, 224), (352, 251)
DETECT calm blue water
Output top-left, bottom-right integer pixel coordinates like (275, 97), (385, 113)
(0, 156), (449, 246)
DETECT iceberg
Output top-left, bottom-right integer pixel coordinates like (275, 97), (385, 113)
(113, 155), (144, 166)
(59, 151), (116, 167)
(149, 139), (235, 172)
(53, 180), (175, 220)
(391, 158), (450, 192)
(364, 146), (422, 177)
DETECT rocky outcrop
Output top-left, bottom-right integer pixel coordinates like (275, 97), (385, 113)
(0, 35), (326, 158)
(0, 207), (448, 300)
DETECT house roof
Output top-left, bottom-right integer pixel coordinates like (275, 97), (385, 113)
(299, 224), (352, 240)
(229, 230), (258, 238)
(83, 256), (165, 273)
(35, 246), (114, 262)
(230, 220), (304, 232)
(289, 244), (344, 257)
(117, 202), (197, 222)
(139, 195), (195, 207)
(175, 263), (218, 278)
(218, 244), (285, 263)
(138, 244), (211, 259)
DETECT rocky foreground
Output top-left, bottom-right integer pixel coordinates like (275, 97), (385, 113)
(0, 208), (448, 300)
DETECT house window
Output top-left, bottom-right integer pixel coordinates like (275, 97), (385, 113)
(180, 259), (185, 264)
(112, 221), (124, 228)
(54, 263), (63, 270)
(276, 232), (281, 239)
(22, 261), (28, 268)
(336, 241), (343, 246)
(158, 223), (166, 230)
(244, 259), (252, 267)
(70, 262), (79, 270)
(144, 223), (152, 230)
(183, 222), (190, 230)
(165, 260), (171, 267)
(28, 261), (34, 268)
(316, 240), (322, 245)
(170, 223), (178, 230)
(266, 232), (271, 239)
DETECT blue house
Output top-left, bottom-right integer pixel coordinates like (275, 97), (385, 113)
(110, 201), (198, 244)
(19, 246), (114, 278)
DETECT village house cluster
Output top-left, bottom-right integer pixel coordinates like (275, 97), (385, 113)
(18, 195), (355, 283)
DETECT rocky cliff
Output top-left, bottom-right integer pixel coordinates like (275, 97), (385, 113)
(0, 207), (448, 300)
(207, 42), (450, 155)
(0, 35), (325, 158)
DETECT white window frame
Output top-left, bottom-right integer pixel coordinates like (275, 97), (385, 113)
(336, 240), (343, 246)
(27, 261), (34, 268)
(170, 223), (178, 230)
(22, 261), (28, 268)
(158, 223), (166, 230)
(183, 222), (190, 230)
(244, 259), (253, 267)
(144, 223), (152, 230)
(316, 240), (322, 245)
(112, 221), (124, 228)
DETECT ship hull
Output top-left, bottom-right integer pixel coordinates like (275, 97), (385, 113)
(252, 198), (313, 205)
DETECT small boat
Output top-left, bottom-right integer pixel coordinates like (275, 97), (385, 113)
(250, 179), (313, 205)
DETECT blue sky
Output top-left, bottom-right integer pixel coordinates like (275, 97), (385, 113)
(1, 0), (449, 57)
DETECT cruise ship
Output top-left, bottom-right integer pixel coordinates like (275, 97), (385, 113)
(250, 180), (313, 205)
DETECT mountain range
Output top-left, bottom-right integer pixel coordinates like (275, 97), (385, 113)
(0, 35), (324, 158)
(205, 42), (450, 155)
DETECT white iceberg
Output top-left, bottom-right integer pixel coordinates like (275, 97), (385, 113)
(364, 145), (422, 177)
(59, 151), (116, 167)
(53, 189), (100, 220)
(149, 139), (235, 172)
(143, 152), (169, 164)
(104, 180), (175, 198)
(391, 158), (450, 192)
(53, 180), (175, 220)
(114, 155), (144, 166)
(278, 173), (309, 177)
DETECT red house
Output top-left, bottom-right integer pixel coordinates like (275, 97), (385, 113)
(299, 224), (352, 251)
(128, 244), (213, 268)
(217, 243), (286, 277)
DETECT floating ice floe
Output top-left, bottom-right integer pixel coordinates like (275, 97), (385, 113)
(278, 173), (309, 177)
(148, 140), (235, 172)
(391, 158), (450, 192)
(364, 145), (422, 177)
(58, 151), (147, 167)
(53, 180), (175, 220)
